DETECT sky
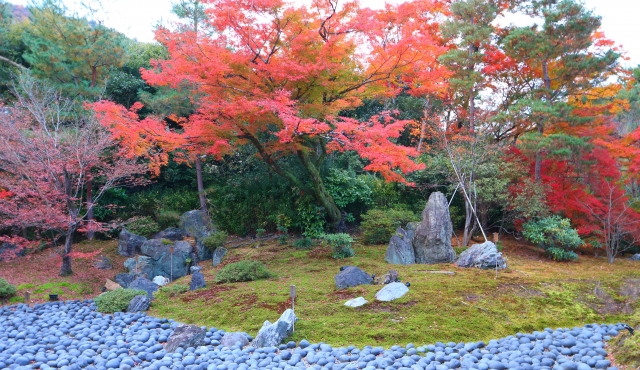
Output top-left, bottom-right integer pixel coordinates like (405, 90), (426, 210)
(9, 0), (640, 68)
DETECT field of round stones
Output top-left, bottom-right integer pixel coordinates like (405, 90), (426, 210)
(0, 299), (629, 370)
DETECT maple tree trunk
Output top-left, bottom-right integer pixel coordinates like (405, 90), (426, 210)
(297, 150), (342, 231)
(86, 179), (94, 240)
(195, 156), (209, 225)
(60, 224), (76, 276)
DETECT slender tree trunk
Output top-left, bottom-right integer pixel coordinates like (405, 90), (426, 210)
(462, 200), (473, 246)
(195, 156), (209, 225)
(60, 224), (76, 276)
(297, 150), (342, 230)
(536, 61), (551, 183)
(86, 179), (94, 240)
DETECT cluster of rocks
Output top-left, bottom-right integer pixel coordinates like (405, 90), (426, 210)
(107, 210), (224, 304)
(335, 266), (409, 308)
(0, 300), (628, 370)
(385, 191), (507, 270)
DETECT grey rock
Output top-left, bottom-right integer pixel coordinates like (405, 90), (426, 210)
(153, 227), (185, 241)
(212, 247), (228, 267)
(385, 226), (416, 265)
(630, 254), (640, 261)
(117, 228), (147, 257)
(195, 236), (213, 261)
(128, 277), (158, 299)
(190, 271), (206, 291)
(455, 241), (507, 270)
(113, 273), (135, 288)
(152, 276), (169, 286)
(252, 309), (297, 347)
(344, 297), (368, 307)
(383, 270), (399, 284)
(335, 266), (373, 289)
(180, 210), (212, 239)
(126, 295), (151, 312)
(165, 324), (206, 352)
(123, 256), (154, 279)
(140, 239), (194, 280)
(93, 256), (112, 270)
(190, 266), (202, 273)
(220, 332), (250, 348)
(413, 192), (456, 264)
(375, 282), (409, 301)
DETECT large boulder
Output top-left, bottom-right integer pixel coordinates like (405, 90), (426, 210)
(630, 254), (640, 261)
(127, 295), (151, 312)
(220, 332), (250, 348)
(252, 309), (297, 348)
(375, 282), (409, 302)
(165, 325), (206, 352)
(385, 224), (417, 265)
(114, 273), (135, 288)
(124, 256), (154, 279)
(128, 277), (159, 299)
(455, 241), (507, 270)
(117, 229), (147, 257)
(334, 266), (373, 290)
(140, 239), (194, 280)
(413, 192), (456, 264)
(180, 210), (211, 239)
(153, 227), (185, 241)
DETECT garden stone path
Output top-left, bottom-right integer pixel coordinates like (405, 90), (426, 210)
(0, 301), (627, 370)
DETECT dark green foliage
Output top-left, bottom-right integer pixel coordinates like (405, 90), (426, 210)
(360, 207), (418, 245)
(0, 278), (16, 298)
(523, 216), (583, 261)
(215, 261), (272, 283)
(293, 237), (314, 250)
(125, 216), (160, 237)
(322, 233), (355, 259)
(156, 210), (181, 229)
(324, 168), (372, 218)
(202, 231), (227, 251)
(94, 288), (147, 313)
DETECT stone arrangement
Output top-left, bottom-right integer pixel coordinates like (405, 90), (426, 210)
(385, 191), (456, 265)
(251, 309), (297, 348)
(0, 300), (627, 370)
(334, 266), (373, 290)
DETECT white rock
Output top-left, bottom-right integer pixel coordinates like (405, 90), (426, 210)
(375, 282), (409, 302)
(153, 276), (170, 286)
(344, 297), (368, 307)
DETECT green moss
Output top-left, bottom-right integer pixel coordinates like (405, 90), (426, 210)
(94, 288), (148, 313)
(148, 240), (640, 348)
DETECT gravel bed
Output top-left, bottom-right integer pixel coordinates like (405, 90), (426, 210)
(0, 300), (627, 370)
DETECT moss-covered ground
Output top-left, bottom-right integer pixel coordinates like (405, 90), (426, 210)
(1, 235), (638, 363)
(149, 238), (640, 349)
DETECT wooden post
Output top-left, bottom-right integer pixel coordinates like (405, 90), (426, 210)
(24, 291), (30, 305)
(290, 285), (296, 332)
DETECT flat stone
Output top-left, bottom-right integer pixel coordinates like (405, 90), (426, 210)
(220, 332), (250, 348)
(153, 227), (185, 241)
(152, 276), (170, 286)
(104, 279), (121, 291)
(344, 297), (368, 307)
(630, 254), (640, 261)
(375, 282), (409, 301)
(165, 324), (206, 352)
(128, 277), (158, 299)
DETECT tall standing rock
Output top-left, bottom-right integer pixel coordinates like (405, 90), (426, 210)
(385, 223), (418, 265)
(413, 192), (456, 264)
(180, 210), (214, 261)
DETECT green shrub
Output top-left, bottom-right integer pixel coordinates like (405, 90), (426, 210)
(293, 237), (314, 250)
(522, 216), (583, 261)
(0, 278), (17, 298)
(360, 207), (418, 245)
(94, 288), (147, 313)
(156, 210), (181, 229)
(215, 260), (272, 283)
(125, 216), (160, 237)
(160, 284), (189, 298)
(322, 233), (355, 259)
(202, 231), (228, 251)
